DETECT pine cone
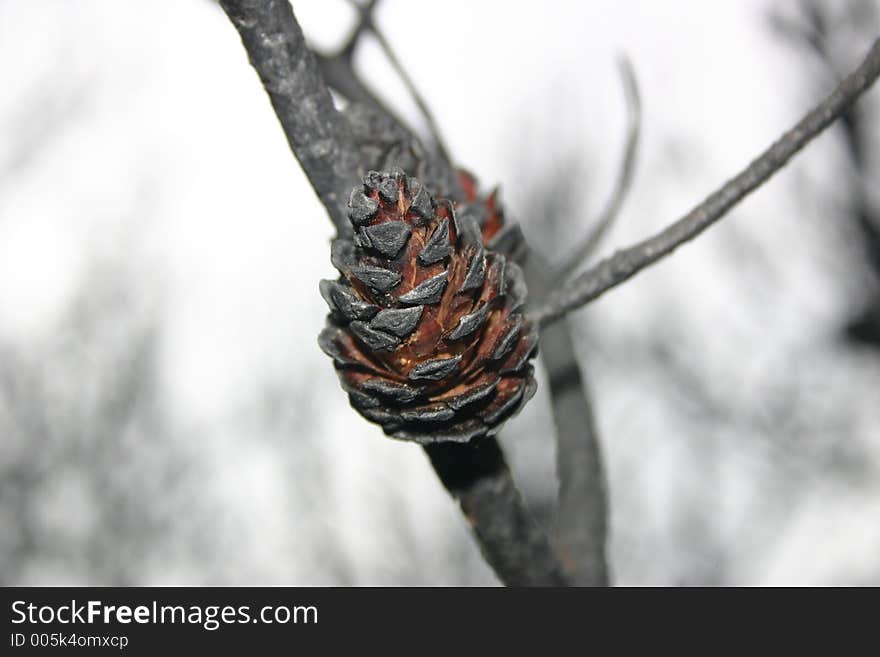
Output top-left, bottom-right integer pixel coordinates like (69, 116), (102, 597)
(319, 168), (538, 444)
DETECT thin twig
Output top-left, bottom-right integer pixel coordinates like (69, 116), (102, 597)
(340, 0), (380, 59)
(314, 0), (391, 111)
(219, 0), (360, 234)
(346, 0), (453, 168)
(533, 36), (880, 328)
(552, 57), (642, 283)
(773, 1), (880, 345)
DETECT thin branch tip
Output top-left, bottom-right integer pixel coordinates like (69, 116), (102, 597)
(537, 36), (880, 327)
(551, 55), (642, 282)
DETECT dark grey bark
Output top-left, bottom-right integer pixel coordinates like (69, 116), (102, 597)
(542, 322), (609, 585)
(425, 438), (568, 586)
(524, 256), (609, 586)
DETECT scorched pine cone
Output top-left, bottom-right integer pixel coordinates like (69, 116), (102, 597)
(318, 168), (538, 443)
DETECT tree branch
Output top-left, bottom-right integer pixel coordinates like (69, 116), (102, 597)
(533, 36), (880, 328)
(771, 0), (880, 345)
(525, 251), (609, 585)
(425, 437), (568, 586)
(543, 323), (608, 585)
(219, 0), (569, 586)
(219, 0), (360, 234)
